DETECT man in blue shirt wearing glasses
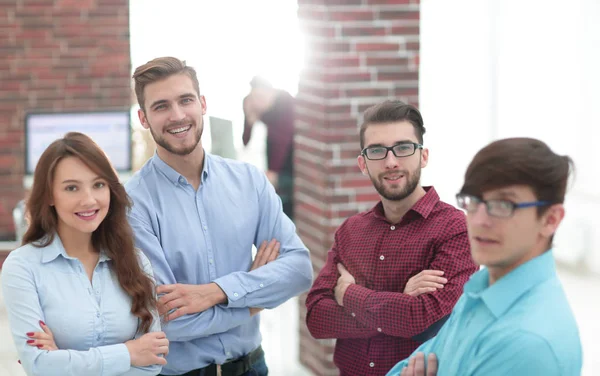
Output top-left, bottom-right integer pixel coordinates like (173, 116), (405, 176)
(387, 137), (582, 376)
(125, 57), (313, 376)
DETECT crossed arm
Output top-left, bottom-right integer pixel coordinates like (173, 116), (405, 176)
(156, 239), (281, 320)
(306, 228), (474, 340)
(127, 171), (312, 343)
(2, 253), (168, 376)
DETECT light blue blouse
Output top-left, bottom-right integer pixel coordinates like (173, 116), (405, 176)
(1, 234), (163, 376)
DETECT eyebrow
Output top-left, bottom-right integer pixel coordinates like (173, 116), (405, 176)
(365, 140), (415, 148)
(149, 93), (196, 109)
(61, 177), (103, 184)
(492, 191), (519, 199)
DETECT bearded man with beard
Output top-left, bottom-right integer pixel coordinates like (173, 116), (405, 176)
(125, 57), (312, 376)
(305, 100), (478, 376)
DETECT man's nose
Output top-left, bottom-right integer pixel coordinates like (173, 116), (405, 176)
(469, 203), (492, 226)
(383, 148), (399, 168)
(169, 104), (186, 122)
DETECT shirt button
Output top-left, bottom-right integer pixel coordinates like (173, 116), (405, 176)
(369, 362), (375, 368)
(233, 293), (239, 297)
(203, 226), (207, 230)
(379, 255), (385, 261)
(259, 283), (264, 288)
(377, 328), (382, 332)
(390, 225), (396, 230)
(209, 259), (214, 264)
(351, 312), (356, 317)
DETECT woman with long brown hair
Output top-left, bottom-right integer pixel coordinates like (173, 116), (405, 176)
(2, 132), (168, 375)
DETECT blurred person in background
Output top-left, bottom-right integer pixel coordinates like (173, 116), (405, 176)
(242, 76), (295, 220)
(387, 138), (582, 376)
(2, 132), (167, 376)
(305, 100), (478, 375)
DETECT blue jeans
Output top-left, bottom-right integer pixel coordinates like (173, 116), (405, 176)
(238, 354), (268, 376)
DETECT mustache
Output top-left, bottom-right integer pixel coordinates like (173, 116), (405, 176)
(166, 118), (194, 128)
(378, 170), (408, 179)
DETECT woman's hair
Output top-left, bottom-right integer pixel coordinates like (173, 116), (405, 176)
(23, 132), (157, 334)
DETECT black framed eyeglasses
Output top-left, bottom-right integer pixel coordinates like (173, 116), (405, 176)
(456, 193), (551, 218)
(361, 142), (423, 160)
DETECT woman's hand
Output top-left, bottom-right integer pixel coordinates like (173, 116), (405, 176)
(125, 331), (169, 367)
(26, 320), (58, 351)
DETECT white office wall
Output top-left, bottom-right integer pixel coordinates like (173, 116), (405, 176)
(420, 0), (600, 271)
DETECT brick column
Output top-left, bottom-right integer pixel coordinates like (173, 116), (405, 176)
(295, 1), (420, 374)
(0, 0), (131, 243)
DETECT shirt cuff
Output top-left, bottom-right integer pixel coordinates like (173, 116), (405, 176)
(343, 284), (373, 319)
(98, 343), (130, 375)
(213, 274), (248, 308)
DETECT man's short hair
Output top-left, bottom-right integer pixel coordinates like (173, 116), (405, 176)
(359, 100), (426, 149)
(133, 57), (201, 112)
(459, 137), (574, 216)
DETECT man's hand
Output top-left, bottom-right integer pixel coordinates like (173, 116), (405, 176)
(249, 307), (263, 316)
(401, 352), (438, 376)
(404, 270), (448, 297)
(247, 239), (280, 316)
(266, 170), (279, 189)
(157, 283), (227, 321)
(251, 239), (280, 271)
(125, 331), (169, 367)
(334, 263), (355, 306)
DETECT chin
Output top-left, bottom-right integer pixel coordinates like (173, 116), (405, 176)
(471, 249), (493, 267)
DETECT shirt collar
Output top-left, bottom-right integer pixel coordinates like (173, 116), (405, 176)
(464, 250), (557, 318)
(372, 186), (440, 221)
(151, 150), (210, 186)
(41, 234), (111, 264)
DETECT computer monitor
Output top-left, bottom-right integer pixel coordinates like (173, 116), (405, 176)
(209, 116), (237, 160)
(25, 111), (132, 175)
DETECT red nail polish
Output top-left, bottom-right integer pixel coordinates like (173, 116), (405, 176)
(26, 332), (34, 337)
(18, 360), (21, 364)
(37, 345), (43, 348)
(39, 320), (45, 326)
(26, 340), (34, 344)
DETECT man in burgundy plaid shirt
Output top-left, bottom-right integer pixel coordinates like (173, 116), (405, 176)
(305, 100), (479, 375)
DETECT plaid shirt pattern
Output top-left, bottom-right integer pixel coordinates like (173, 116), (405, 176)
(305, 187), (478, 375)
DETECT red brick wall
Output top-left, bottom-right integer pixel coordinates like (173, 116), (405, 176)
(296, 1), (420, 374)
(0, 0), (131, 241)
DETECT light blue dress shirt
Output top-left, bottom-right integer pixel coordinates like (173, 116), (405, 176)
(1, 235), (163, 376)
(386, 250), (582, 376)
(125, 152), (313, 375)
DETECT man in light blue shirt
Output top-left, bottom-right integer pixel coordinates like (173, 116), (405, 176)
(126, 57), (313, 376)
(387, 138), (582, 376)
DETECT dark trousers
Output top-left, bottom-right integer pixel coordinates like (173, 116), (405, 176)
(159, 348), (268, 376)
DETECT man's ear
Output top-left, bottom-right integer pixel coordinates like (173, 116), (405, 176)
(420, 147), (429, 168)
(357, 155), (368, 175)
(200, 95), (207, 116)
(541, 204), (565, 238)
(138, 108), (149, 130)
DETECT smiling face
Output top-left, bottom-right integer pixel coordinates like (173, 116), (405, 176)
(51, 156), (110, 238)
(138, 73), (207, 157)
(357, 121), (428, 202)
(467, 185), (564, 282)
